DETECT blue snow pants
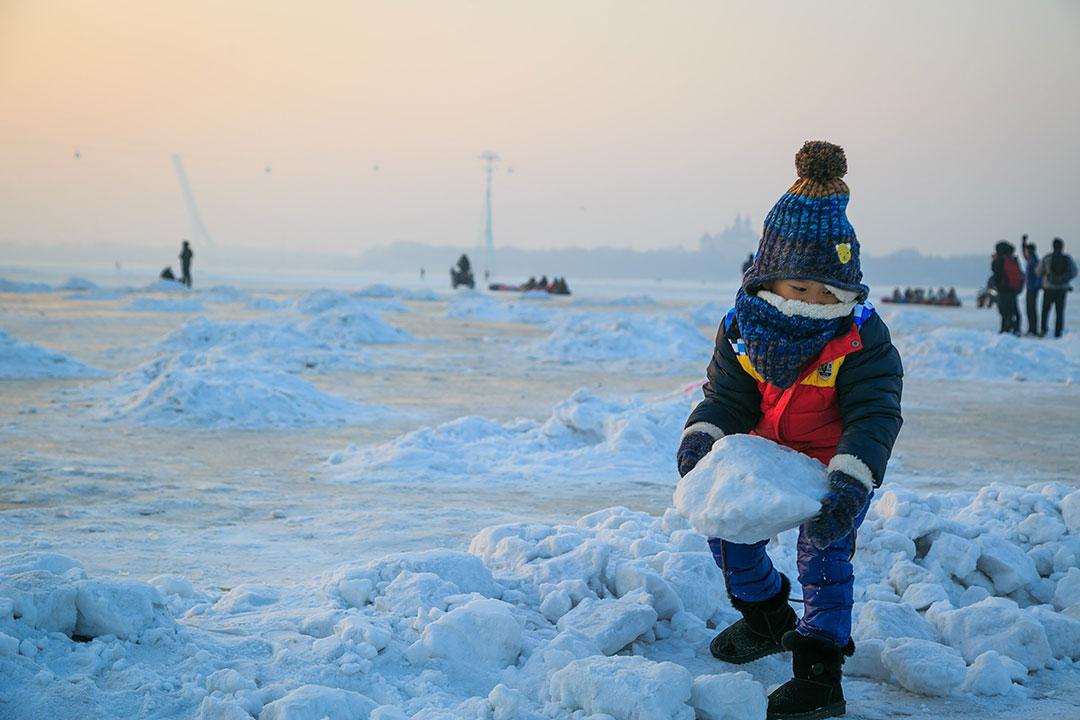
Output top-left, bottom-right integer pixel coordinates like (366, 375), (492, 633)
(706, 495), (872, 647)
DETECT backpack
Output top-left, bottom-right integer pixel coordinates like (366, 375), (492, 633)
(1049, 253), (1070, 286)
(1003, 256), (1023, 291)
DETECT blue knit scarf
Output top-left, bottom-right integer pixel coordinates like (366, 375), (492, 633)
(733, 290), (843, 389)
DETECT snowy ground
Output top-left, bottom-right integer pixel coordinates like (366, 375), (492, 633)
(1, 265), (1079, 720)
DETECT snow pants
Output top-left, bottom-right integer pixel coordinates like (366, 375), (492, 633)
(707, 495), (872, 648)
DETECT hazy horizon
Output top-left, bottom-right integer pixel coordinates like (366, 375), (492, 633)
(2, 1), (1078, 261)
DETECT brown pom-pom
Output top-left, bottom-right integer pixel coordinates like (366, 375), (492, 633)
(795, 141), (847, 181)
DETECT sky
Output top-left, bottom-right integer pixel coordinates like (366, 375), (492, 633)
(1, 0), (1078, 261)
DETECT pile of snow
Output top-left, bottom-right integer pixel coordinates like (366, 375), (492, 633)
(0, 277), (51, 293)
(0, 329), (104, 379)
(142, 279), (190, 293)
(198, 285), (252, 304)
(325, 387), (690, 486)
(158, 314), (404, 372)
(356, 283), (440, 301)
(445, 293), (556, 324)
(674, 435), (829, 542)
(583, 295), (658, 307)
(878, 307), (953, 335)
(246, 295), (291, 311)
(531, 312), (710, 363)
(91, 352), (379, 428)
(64, 288), (123, 301)
(295, 289), (409, 316)
(690, 301), (728, 327)
(300, 309), (412, 345)
(57, 276), (99, 291)
(893, 328), (1079, 382)
(0, 553), (173, 641)
(5, 479), (1080, 718)
(123, 297), (206, 313)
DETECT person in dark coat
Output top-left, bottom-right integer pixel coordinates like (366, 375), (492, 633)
(676, 142), (903, 720)
(991, 240), (1022, 335)
(1021, 235), (1041, 335)
(1036, 237), (1078, 338)
(179, 240), (194, 288)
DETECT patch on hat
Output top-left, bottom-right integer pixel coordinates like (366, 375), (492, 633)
(836, 243), (852, 264)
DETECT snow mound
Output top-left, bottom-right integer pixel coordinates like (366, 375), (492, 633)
(199, 285), (252, 304)
(880, 638), (967, 696)
(259, 685), (378, 720)
(143, 278), (190, 293)
(93, 353), (378, 428)
(0, 554), (173, 641)
(445, 293), (556, 324)
(0, 277), (51, 293)
(532, 312), (709, 363)
(123, 297), (206, 313)
(325, 387), (689, 486)
(674, 435), (828, 542)
(58, 276), (99, 291)
(300, 310), (412, 345)
(295, 289), (407, 316)
(894, 327), (1079, 382)
(356, 284), (439, 301)
(65, 288), (123, 301)
(549, 655), (693, 720)
(158, 316), (389, 372)
(406, 598), (522, 669)
(576, 295), (657, 307)
(0, 329), (105, 379)
(690, 301), (728, 327)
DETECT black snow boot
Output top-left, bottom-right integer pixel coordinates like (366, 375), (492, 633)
(710, 574), (797, 664)
(766, 631), (854, 720)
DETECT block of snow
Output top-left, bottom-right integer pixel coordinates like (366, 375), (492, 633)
(407, 598), (521, 669)
(853, 600), (937, 642)
(374, 571), (458, 616)
(1061, 490), (1080, 534)
(372, 550), (501, 598)
(556, 589), (659, 655)
(976, 535), (1039, 594)
(655, 552), (726, 623)
(925, 533), (980, 579)
(1015, 513), (1066, 546)
(901, 582), (949, 611)
(198, 696), (254, 720)
(887, 560), (940, 596)
(335, 615), (392, 652)
(690, 671), (767, 720)
(961, 651), (1014, 696)
(933, 597), (1052, 670)
(0, 631), (19, 657)
(1053, 567), (1080, 611)
(1026, 605), (1080, 660)
(844, 637), (891, 681)
(148, 574), (195, 598)
(673, 435), (828, 543)
(74, 580), (171, 640)
(549, 654), (694, 720)
(0, 570), (78, 635)
(612, 561), (683, 620)
(213, 584), (280, 613)
(880, 638), (966, 696)
(206, 668), (257, 694)
(338, 578), (373, 607)
(258, 684), (377, 720)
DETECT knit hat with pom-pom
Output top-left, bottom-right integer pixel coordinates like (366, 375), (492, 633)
(742, 140), (869, 301)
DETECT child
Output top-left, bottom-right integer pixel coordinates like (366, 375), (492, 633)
(677, 141), (903, 720)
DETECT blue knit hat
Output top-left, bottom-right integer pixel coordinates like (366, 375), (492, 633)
(742, 141), (868, 301)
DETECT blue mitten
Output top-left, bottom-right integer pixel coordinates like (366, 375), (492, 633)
(806, 470), (870, 549)
(677, 431), (716, 477)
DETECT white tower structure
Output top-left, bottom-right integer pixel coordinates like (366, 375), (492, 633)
(479, 151), (499, 277)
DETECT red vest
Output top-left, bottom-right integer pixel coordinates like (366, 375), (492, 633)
(732, 322), (865, 465)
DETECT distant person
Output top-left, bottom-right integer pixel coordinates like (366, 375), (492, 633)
(741, 253), (754, 275)
(179, 240), (193, 288)
(523, 276), (537, 291)
(450, 254), (475, 289)
(420, 267), (425, 280)
(160, 266), (176, 281)
(890, 287), (902, 303)
(946, 287), (959, 305)
(903, 287), (913, 303)
(538, 275), (548, 290)
(1036, 237), (1077, 338)
(676, 141), (902, 720)
(1021, 235), (1041, 335)
(991, 240), (1022, 335)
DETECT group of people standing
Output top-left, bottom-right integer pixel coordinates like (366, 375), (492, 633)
(991, 235), (1076, 338)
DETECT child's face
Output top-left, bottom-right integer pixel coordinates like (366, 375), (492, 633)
(769, 279), (840, 305)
